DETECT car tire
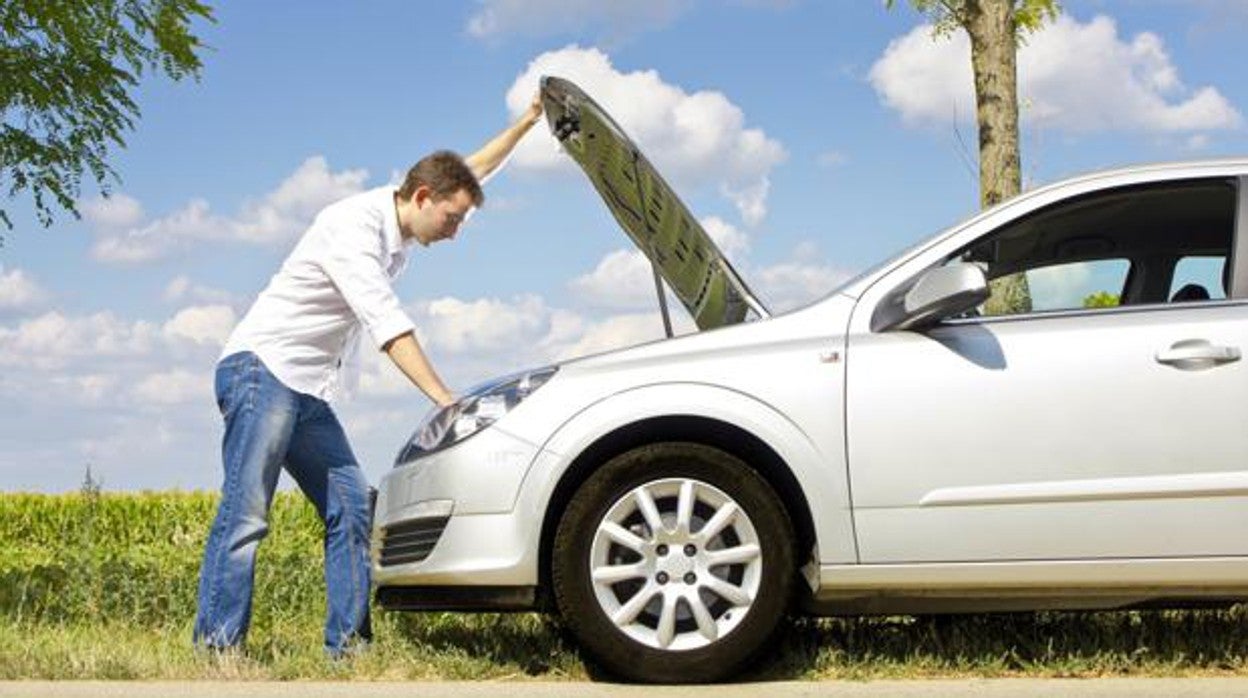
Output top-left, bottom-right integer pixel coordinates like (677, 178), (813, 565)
(552, 441), (795, 683)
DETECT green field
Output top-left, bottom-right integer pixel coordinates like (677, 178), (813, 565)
(3, 489), (1248, 680)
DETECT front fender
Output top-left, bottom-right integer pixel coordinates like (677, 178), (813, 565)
(515, 382), (856, 567)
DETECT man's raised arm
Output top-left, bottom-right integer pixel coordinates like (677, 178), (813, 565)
(464, 92), (544, 183)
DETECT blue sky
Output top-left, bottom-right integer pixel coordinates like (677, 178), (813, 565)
(1, 0), (1245, 491)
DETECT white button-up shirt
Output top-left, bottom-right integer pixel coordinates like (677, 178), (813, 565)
(222, 186), (416, 401)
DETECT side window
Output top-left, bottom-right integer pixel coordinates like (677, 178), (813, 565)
(950, 179), (1237, 318)
(1025, 259), (1130, 310)
(1169, 256), (1227, 302)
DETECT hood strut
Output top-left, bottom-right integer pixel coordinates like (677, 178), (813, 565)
(621, 146), (675, 338)
(652, 265), (673, 338)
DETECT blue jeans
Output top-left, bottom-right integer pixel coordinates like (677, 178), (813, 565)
(193, 352), (373, 655)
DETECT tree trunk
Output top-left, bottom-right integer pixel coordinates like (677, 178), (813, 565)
(966, 0), (1030, 314)
(967, 0), (1021, 207)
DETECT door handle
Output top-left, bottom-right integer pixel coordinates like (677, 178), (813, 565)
(1155, 339), (1241, 369)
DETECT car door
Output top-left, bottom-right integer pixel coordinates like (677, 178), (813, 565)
(845, 176), (1248, 563)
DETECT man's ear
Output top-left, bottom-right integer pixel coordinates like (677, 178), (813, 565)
(411, 185), (433, 207)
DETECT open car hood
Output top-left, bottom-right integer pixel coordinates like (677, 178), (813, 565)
(540, 76), (769, 331)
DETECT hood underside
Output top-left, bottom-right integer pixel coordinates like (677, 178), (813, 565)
(540, 76), (768, 331)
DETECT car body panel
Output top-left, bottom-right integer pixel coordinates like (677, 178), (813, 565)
(524, 381), (855, 565)
(847, 302), (1248, 562)
(514, 296), (858, 565)
(376, 425), (543, 519)
(372, 425), (548, 587)
(811, 557), (1248, 614)
(374, 510), (537, 587)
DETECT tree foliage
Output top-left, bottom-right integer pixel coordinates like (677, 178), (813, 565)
(1082, 291), (1120, 309)
(0, 0), (214, 231)
(887, 0), (1060, 39)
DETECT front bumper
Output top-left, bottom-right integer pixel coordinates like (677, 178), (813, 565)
(376, 584), (536, 611)
(371, 425), (547, 593)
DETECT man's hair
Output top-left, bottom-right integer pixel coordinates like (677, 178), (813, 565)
(397, 150), (484, 206)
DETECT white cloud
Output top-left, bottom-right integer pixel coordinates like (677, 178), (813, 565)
(415, 294), (551, 355)
(0, 303), (229, 492)
(162, 275), (235, 305)
(162, 304), (237, 347)
(869, 27), (972, 129)
(382, 291), (692, 392)
(1185, 133), (1211, 151)
(467, 0), (692, 40)
(80, 193), (144, 230)
(869, 14), (1242, 134)
(132, 369), (210, 406)
(90, 157), (369, 264)
(0, 311), (159, 369)
(358, 295), (582, 394)
(569, 249), (656, 311)
(76, 417), (182, 475)
(75, 374), (118, 404)
(568, 216), (750, 311)
(231, 157), (369, 243)
(163, 276), (192, 302)
(756, 242), (854, 313)
(701, 216), (749, 260)
(91, 198), (217, 263)
(356, 350), (414, 398)
(507, 46), (786, 225)
(0, 267), (48, 312)
(356, 294), (571, 397)
(556, 312), (689, 360)
(340, 407), (410, 441)
(0, 303), (233, 375)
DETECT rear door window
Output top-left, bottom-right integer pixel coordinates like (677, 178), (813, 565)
(1169, 255), (1226, 301)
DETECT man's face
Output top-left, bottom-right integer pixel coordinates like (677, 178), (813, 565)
(413, 188), (474, 246)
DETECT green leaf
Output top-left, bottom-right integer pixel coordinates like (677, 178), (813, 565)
(0, 0), (215, 235)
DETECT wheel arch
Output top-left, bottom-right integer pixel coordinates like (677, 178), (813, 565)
(535, 413), (816, 609)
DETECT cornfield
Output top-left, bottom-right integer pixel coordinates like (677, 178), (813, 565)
(0, 490), (323, 626)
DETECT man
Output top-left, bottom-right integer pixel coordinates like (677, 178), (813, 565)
(193, 94), (545, 656)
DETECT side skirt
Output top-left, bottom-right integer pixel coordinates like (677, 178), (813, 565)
(805, 557), (1248, 615)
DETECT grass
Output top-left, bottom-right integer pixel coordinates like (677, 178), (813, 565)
(5, 489), (1248, 680)
(0, 614), (584, 681)
(6, 608), (1248, 680)
(765, 610), (1248, 680)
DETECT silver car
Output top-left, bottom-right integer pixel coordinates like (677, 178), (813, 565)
(371, 77), (1248, 683)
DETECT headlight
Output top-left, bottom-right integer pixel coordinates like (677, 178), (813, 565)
(395, 365), (558, 464)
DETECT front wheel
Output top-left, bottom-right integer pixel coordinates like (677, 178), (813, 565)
(552, 442), (795, 683)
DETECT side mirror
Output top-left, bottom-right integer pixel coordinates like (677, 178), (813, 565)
(870, 263), (990, 332)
